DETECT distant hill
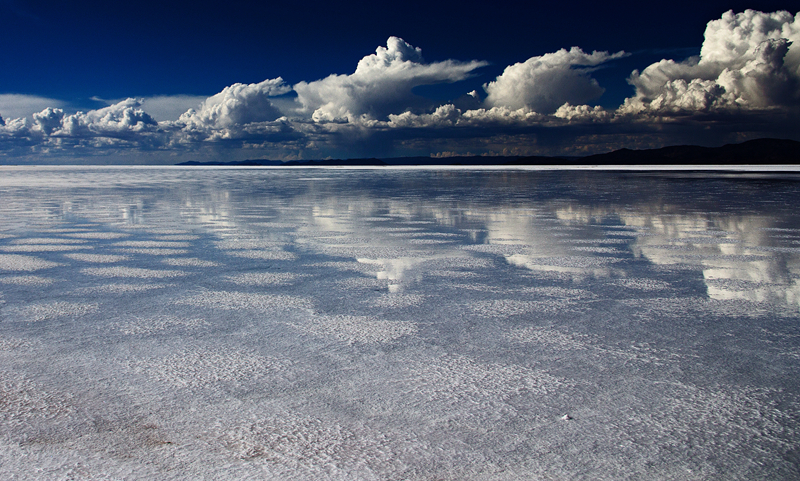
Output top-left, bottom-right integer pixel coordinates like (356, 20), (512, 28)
(281, 158), (388, 167)
(177, 138), (799, 167)
(577, 138), (800, 165)
(177, 158), (387, 167)
(177, 159), (284, 166)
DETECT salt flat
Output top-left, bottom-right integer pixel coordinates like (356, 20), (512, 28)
(0, 167), (798, 480)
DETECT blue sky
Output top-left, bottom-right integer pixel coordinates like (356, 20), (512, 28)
(1, 1), (798, 163)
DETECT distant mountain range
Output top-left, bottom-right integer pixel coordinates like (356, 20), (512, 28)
(177, 138), (800, 167)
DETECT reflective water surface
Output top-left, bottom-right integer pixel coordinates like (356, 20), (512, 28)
(1, 167), (799, 479)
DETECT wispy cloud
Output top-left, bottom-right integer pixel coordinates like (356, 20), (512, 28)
(0, 94), (67, 120)
(138, 95), (209, 122)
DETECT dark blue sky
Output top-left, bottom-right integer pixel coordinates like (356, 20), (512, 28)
(2, 1), (786, 100)
(1, 1), (798, 163)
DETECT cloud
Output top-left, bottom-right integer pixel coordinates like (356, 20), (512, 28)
(138, 95), (209, 121)
(0, 94), (67, 120)
(387, 104), (463, 128)
(172, 78), (291, 141)
(31, 107), (65, 135)
(620, 9), (800, 116)
(554, 103), (612, 122)
(1, 98), (160, 149)
(46, 99), (158, 138)
(0, 115), (31, 148)
(180, 79), (290, 128)
(701, 9), (799, 70)
(292, 36), (488, 122)
(386, 104), (550, 130)
(2, 99), (165, 156)
(483, 47), (627, 114)
(1, 12), (799, 162)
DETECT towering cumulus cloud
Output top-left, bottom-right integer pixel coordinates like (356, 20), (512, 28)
(293, 37), (487, 122)
(484, 48), (627, 114)
(175, 78), (291, 140)
(621, 9), (800, 116)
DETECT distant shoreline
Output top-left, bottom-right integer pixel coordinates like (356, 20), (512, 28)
(5, 165), (799, 173)
(177, 138), (800, 168)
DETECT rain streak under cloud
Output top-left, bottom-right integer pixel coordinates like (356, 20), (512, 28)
(1, 9), (799, 163)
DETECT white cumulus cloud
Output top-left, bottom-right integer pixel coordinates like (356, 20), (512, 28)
(0, 115), (30, 140)
(620, 9), (800, 116)
(483, 47), (627, 114)
(384, 104), (548, 130)
(32, 99), (159, 138)
(31, 107), (66, 135)
(293, 36), (488, 122)
(388, 104), (463, 128)
(554, 103), (612, 122)
(173, 78), (291, 141)
(1, 98), (164, 154)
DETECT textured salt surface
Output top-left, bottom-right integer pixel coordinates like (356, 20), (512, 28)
(114, 248), (191, 255)
(9, 238), (89, 245)
(64, 232), (131, 239)
(63, 253), (131, 263)
(294, 314), (418, 344)
(176, 290), (313, 312)
(81, 266), (187, 278)
(0, 254), (61, 271)
(14, 301), (99, 322)
(114, 315), (210, 335)
(73, 283), (172, 295)
(0, 275), (55, 286)
(0, 167), (798, 480)
(162, 257), (220, 267)
(224, 272), (307, 286)
(225, 249), (299, 261)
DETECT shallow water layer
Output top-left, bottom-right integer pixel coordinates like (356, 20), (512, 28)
(1, 167), (799, 480)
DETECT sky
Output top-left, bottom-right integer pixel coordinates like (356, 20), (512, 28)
(0, 1), (798, 164)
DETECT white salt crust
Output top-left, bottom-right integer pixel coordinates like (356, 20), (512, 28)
(162, 258), (220, 267)
(0, 275), (54, 286)
(294, 314), (418, 344)
(63, 253), (130, 263)
(81, 267), (187, 278)
(113, 315), (210, 335)
(0, 254), (61, 271)
(175, 290), (313, 311)
(9, 301), (100, 322)
(63, 232), (131, 239)
(224, 272), (307, 286)
(0, 244), (93, 252)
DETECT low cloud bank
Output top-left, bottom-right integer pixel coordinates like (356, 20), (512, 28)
(1, 9), (798, 161)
